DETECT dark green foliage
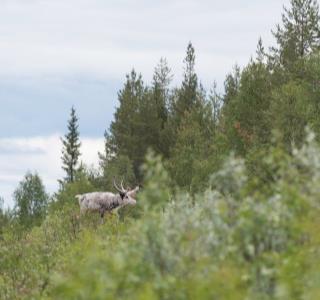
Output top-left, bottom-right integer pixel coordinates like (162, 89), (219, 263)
(223, 61), (273, 154)
(13, 172), (49, 228)
(106, 70), (152, 179)
(101, 153), (136, 191)
(168, 109), (215, 191)
(271, 0), (320, 69)
(61, 106), (81, 183)
(102, 62), (173, 181)
(223, 64), (241, 106)
(270, 81), (313, 150)
(151, 58), (173, 158)
(172, 42), (198, 120)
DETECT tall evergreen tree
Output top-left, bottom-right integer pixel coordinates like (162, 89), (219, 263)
(106, 70), (146, 179)
(13, 172), (49, 227)
(271, 0), (320, 67)
(106, 65), (173, 179)
(168, 44), (218, 189)
(172, 42), (198, 125)
(61, 106), (81, 183)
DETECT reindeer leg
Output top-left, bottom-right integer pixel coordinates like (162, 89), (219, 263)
(100, 210), (105, 224)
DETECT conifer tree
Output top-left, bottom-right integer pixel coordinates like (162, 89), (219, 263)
(173, 42), (198, 125)
(169, 112), (210, 190)
(106, 65), (173, 179)
(271, 0), (320, 67)
(108, 70), (145, 178)
(223, 61), (272, 155)
(152, 58), (172, 157)
(168, 44), (218, 189)
(61, 106), (81, 183)
(152, 58), (171, 125)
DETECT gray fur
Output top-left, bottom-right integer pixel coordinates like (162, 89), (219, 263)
(76, 187), (138, 219)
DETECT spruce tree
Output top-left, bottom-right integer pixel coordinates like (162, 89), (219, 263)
(61, 106), (81, 183)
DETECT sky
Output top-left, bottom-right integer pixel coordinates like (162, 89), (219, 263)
(0, 0), (291, 208)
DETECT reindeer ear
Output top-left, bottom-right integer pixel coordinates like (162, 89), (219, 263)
(119, 192), (125, 199)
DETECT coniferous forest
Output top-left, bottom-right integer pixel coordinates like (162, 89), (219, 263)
(2, 1), (320, 299)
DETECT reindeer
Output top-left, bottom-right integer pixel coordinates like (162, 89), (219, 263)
(75, 179), (140, 220)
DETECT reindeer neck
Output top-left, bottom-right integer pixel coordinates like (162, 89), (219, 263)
(114, 194), (123, 206)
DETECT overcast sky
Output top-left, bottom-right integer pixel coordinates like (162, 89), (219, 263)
(0, 0), (291, 208)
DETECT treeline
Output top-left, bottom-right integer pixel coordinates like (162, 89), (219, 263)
(99, 0), (320, 190)
(1, 0), (320, 230)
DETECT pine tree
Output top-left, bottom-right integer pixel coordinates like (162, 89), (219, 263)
(13, 172), (49, 227)
(108, 70), (146, 178)
(61, 106), (81, 183)
(106, 65), (173, 179)
(271, 0), (320, 67)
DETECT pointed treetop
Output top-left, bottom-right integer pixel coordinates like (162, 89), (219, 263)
(183, 42), (197, 87)
(61, 106), (81, 183)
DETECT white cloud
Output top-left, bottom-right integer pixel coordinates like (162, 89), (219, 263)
(0, 135), (104, 208)
(0, 0), (290, 86)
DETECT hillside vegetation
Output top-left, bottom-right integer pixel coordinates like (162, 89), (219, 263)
(1, 1), (320, 299)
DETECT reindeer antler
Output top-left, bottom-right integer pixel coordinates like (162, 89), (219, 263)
(120, 179), (127, 193)
(113, 178), (124, 193)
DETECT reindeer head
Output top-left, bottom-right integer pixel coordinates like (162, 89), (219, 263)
(113, 179), (139, 206)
